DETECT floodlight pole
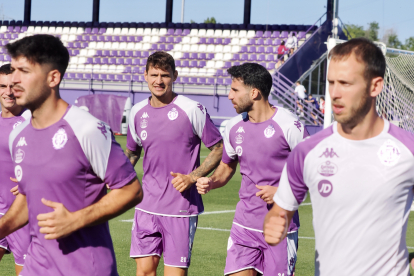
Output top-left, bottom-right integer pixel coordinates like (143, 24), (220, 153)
(92, 0), (100, 24)
(24, 0), (31, 24)
(244, 0), (252, 25)
(166, 0), (173, 24)
(181, 0), (185, 23)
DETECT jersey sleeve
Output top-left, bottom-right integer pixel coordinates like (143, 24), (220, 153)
(189, 104), (222, 148)
(273, 146), (308, 211)
(126, 107), (142, 152)
(286, 120), (309, 150)
(221, 122), (237, 164)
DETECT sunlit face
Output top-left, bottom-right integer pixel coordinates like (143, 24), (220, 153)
(327, 53), (372, 127)
(144, 66), (177, 98)
(228, 78), (253, 114)
(10, 56), (51, 110)
(0, 74), (14, 109)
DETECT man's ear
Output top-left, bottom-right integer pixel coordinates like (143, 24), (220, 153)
(48, 69), (61, 88)
(370, 76), (384, 98)
(250, 88), (262, 100)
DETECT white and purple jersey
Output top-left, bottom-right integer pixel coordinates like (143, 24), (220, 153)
(275, 120), (414, 275)
(127, 95), (222, 217)
(222, 107), (308, 232)
(9, 105), (137, 276)
(0, 109), (30, 214)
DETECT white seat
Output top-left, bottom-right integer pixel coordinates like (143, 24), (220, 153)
(174, 52), (183, 59)
(206, 45), (215, 52)
(176, 67), (182, 74)
(159, 28), (167, 36)
(79, 49), (88, 56)
(101, 64), (109, 72)
(55, 27), (63, 34)
(182, 36), (191, 44)
(77, 64), (85, 73)
(62, 27), (70, 34)
(48, 27), (56, 34)
(247, 30), (255, 38)
(198, 29), (206, 37)
(68, 34), (77, 41)
(127, 42), (135, 49)
(143, 28), (152, 35)
(76, 28), (84, 34)
(214, 45), (224, 53)
(223, 45), (231, 53)
(84, 64), (93, 73)
(67, 64), (77, 72)
(190, 68), (199, 75)
(230, 38), (240, 45)
(119, 42), (127, 49)
(106, 28), (114, 35)
(128, 28), (137, 35)
(34, 26), (42, 33)
(113, 28), (121, 35)
(87, 49), (96, 56)
(41, 26), (49, 33)
(214, 53), (224, 60)
(103, 42), (112, 49)
(136, 28), (144, 35)
(214, 61), (224, 68)
(88, 42), (96, 49)
(223, 53), (232, 60)
(18, 33), (26, 39)
(182, 44), (190, 52)
(70, 57), (79, 64)
(222, 30), (231, 37)
(61, 34), (69, 41)
(240, 38), (248, 45)
(134, 43), (143, 50)
(198, 44), (207, 52)
(206, 60), (215, 68)
(150, 36), (160, 43)
(78, 57), (87, 64)
(239, 30), (247, 37)
(181, 67), (190, 76)
(97, 42), (104, 49)
(116, 65), (125, 73)
(231, 45), (241, 53)
(190, 44), (199, 52)
(206, 29), (214, 37)
(230, 30), (239, 38)
(213, 30), (223, 37)
(143, 36), (151, 43)
(111, 42), (120, 49)
(0, 26), (8, 33)
(173, 44), (183, 51)
(190, 37), (199, 44)
(151, 28), (159, 36)
(121, 28), (129, 35)
(207, 68), (215, 76)
(198, 68), (207, 75)
(190, 29), (198, 36)
(92, 64), (101, 73)
(69, 27), (77, 34)
(142, 43), (151, 50)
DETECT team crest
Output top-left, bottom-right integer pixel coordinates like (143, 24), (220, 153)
(13, 120), (23, 129)
(377, 139), (401, 166)
(235, 146), (243, 157)
(264, 125), (275, 138)
(52, 128), (68, 150)
(168, 108), (179, 120)
(14, 165), (23, 182)
(235, 134), (244, 144)
(140, 119), (148, 129)
(15, 148), (25, 164)
(141, 130), (148, 141)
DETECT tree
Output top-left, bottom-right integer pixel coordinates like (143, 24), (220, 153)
(383, 28), (403, 49)
(366, 21), (379, 41)
(344, 24), (365, 39)
(204, 17), (216, 24)
(404, 37), (414, 51)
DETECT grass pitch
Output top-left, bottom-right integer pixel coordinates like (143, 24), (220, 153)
(1, 135), (414, 275)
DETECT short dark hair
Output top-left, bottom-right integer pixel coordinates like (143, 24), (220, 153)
(146, 51), (175, 73)
(329, 37), (385, 83)
(227, 63), (272, 99)
(0, 64), (12, 75)
(6, 35), (69, 80)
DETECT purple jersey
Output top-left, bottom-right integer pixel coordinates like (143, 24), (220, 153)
(222, 107), (308, 232)
(9, 106), (136, 276)
(127, 95), (222, 217)
(0, 109), (30, 214)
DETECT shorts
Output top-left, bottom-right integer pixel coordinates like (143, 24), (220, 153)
(0, 214), (30, 266)
(277, 54), (284, 60)
(224, 223), (298, 276)
(130, 209), (198, 268)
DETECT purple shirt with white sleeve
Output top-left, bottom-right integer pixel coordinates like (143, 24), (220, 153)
(274, 120), (414, 275)
(126, 95), (222, 217)
(0, 109), (30, 214)
(222, 107), (308, 232)
(9, 105), (137, 276)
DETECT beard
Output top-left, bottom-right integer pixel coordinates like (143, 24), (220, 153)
(334, 86), (372, 129)
(233, 93), (253, 114)
(15, 84), (52, 111)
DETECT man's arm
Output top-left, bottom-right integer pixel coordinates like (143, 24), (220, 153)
(125, 148), (142, 167)
(0, 194), (28, 239)
(196, 159), (238, 194)
(37, 177), (143, 240)
(171, 140), (223, 193)
(263, 203), (295, 246)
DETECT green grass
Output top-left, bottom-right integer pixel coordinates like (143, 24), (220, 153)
(1, 135), (414, 275)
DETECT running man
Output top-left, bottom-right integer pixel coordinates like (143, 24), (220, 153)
(126, 51), (223, 276)
(196, 63), (308, 276)
(264, 38), (414, 275)
(0, 35), (143, 275)
(0, 63), (31, 275)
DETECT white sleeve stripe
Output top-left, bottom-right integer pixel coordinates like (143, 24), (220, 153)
(174, 95), (206, 138)
(223, 115), (243, 160)
(129, 100), (148, 147)
(274, 194), (299, 212)
(9, 119), (30, 160)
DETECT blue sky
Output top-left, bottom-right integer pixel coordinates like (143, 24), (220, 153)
(1, 0), (413, 43)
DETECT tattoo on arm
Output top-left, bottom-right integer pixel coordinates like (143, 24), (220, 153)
(125, 148), (141, 167)
(189, 140), (223, 183)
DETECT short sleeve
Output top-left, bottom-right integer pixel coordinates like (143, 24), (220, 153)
(273, 148), (308, 211)
(187, 103), (222, 148)
(126, 109), (142, 152)
(286, 120), (309, 150)
(221, 122), (237, 164)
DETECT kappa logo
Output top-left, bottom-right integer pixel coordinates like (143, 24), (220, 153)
(236, 126), (245, 133)
(294, 120), (302, 132)
(16, 137), (27, 147)
(197, 103), (204, 114)
(97, 122), (107, 139)
(319, 148), (339, 158)
(52, 128), (68, 150)
(141, 112), (149, 119)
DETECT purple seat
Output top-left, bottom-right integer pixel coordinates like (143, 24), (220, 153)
(198, 78), (206, 85)
(140, 58), (148, 66)
(21, 26), (28, 32)
(190, 61), (197, 68)
(7, 26), (14, 33)
(215, 69), (223, 76)
(248, 46), (256, 53)
(206, 78), (215, 85)
(92, 73), (99, 80)
(102, 50), (110, 57)
(115, 74), (123, 81)
(141, 51), (149, 58)
(81, 42), (89, 48)
(120, 36), (127, 42)
(104, 36), (112, 42)
(271, 31), (280, 38)
(107, 74), (115, 81)
(150, 44), (158, 50)
(84, 73), (92, 80)
(132, 67), (140, 74)
(68, 73), (76, 79)
(91, 35), (98, 42)
(63, 73), (69, 79)
(139, 75), (146, 82)
(259, 62), (266, 68)
(266, 55), (274, 62)
(297, 31), (306, 40)
(4, 34), (11, 39)
(166, 36), (174, 43)
(97, 35), (105, 42)
(74, 73), (82, 80)
(188, 77), (197, 84)
(182, 52), (190, 59)
(94, 50), (101, 56)
(198, 37), (206, 44)
(224, 78), (232, 85)
(197, 60), (205, 68)
(181, 77), (189, 84)
(158, 44), (166, 51)
(231, 54), (239, 61)
(0, 48), (3, 54)
(280, 31), (289, 38)
(247, 39), (255, 45)
(273, 39), (281, 46)
(132, 59), (140, 66)
(257, 46), (264, 53)
(116, 59), (124, 65)
(190, 53), (198, 60)
(14, 26), (21, 33)
(11, 33), (18, 39)
(223, 38), (231, 44)
(101, 57), (108, 64)
(98, 28), (106, 34)
(4, 55), (11, 62)
(75, 42), (82, 48)
(181, 60), (189, 67)
(175, 76), (183, 84)
(233, 61), (240, 66)
(263, 31), (271, 38)
(127, 36), (134, 42)
(182, 29), (190, 36)
(109, 58), (116, 65)
(93, 57), (101, 64)
(207, 53), (214, 60)
(85, 28), (91, 34)
(124, 75), (132, 81)
(123, 66), (132, 73)
(255, 31), (263, 38)
(174, 37), (183, 43)
(258, 54), (265, 61)
(67, 42), (74, 48)
(113, 36), (120, 42)
(256, 39), (264, 45)
(81, 35), (89, 41)
(223, 61), (231, 69)
(165, 44), (174, 51)
(92, 28), (99, 34)
(132, 75), (140, 81)
(119, 50), (126, 57)
(125, 51), (133, 57)
(264, 39), (273, 46)
(215, 38), (223, 45)
(240, 54), (248, 61)
(135, 36), (143, 42)
(199, 53), (206, 60)
(174, 29), (182, 36)
(240, 46), (248, 53)
(167, 29), (174, 36)
(207, 38), (215, 44)
(158, 37), (166, 43)
(133, 51), (141, 58)
(248, 54), (257, 61)
(109, 50), (117, 57)
(86, 57), (93, 64)
(216, 78), (224, 85)
(175, 60), (181, 67)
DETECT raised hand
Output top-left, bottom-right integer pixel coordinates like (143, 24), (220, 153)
(171, 172), (194, 193)
(255, 185), (278, 204)
(264, 211), (288, 246)
(196, 177), (212, 195)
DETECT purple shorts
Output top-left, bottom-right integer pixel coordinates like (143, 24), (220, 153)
(130, 209), (198, 268)
(224, 223), (298, 276)
(0, 214), (30, 266)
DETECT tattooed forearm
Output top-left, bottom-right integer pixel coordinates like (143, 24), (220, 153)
(189, 140), (223, 182)
(125, 148), (141, 167)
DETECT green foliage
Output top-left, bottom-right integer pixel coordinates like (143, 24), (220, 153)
(204, 17), (217, 24)
(344, 24), (365, 39)
(366, 21), (380, 41)
(387, 33), (403, 49)
(190, 20), (195, 23)
(404, 37), (414, 51)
